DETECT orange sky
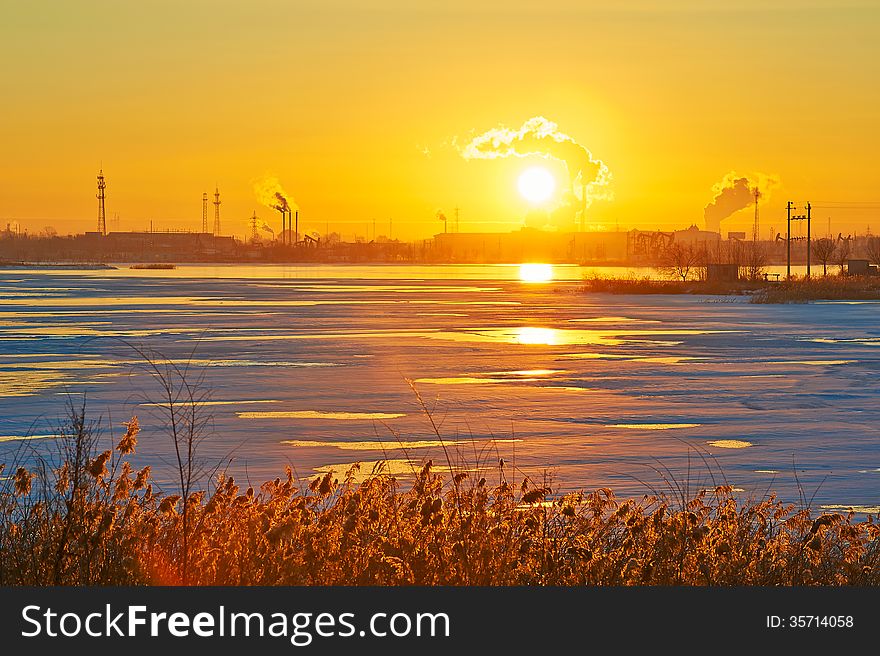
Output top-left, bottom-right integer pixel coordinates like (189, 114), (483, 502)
(1, 1), (878, 240)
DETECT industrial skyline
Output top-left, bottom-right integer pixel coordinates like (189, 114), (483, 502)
(1, 2), (879, 239)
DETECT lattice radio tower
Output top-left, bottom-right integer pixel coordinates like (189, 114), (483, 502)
(202, 192), (209, 233)
(96, 169), (107, 235)
(250, 212), (259, 242)
(213, 187), (221, 235)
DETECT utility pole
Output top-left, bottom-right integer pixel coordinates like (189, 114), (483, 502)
(806, 201), (811, 279)
(786, 201), (793, 279)
(97, 169), (107, 235)
(787, 201), (811, 278)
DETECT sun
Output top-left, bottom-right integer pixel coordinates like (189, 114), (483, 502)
(517, 166), (555, 204)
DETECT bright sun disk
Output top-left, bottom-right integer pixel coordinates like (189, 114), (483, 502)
(517, 166), (555, 204)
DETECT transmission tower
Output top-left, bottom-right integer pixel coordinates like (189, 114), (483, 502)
(96, 169), (107, 235)
(250, 212), (259, 242)
(213, 187), (221, 235)
(202, 192), (209, 233)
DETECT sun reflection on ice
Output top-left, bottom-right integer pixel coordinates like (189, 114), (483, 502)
(519, 263), (553, 283)
(515, 326), (558, 345)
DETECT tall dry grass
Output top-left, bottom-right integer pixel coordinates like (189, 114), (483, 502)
(749, 275), (880, 303)
(2, 401), (879, 586)
(579, 275), (760, 296)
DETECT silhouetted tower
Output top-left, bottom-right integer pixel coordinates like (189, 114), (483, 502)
(454, 207), (460, 233)
(250, 212), (259, 242)
(213, 187), (221, 235)
(752, 186), (760, 241)
(202, 192), (209, 233)
(96, 169), (107, 235)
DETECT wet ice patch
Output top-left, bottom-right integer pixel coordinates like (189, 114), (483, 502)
(238, 411), (405, 420)
(610, 423), (701, 430)
(707, 440), (753, 449)
(0, 434), (57, 442)
(820, 504), (880, 514)
(283, 439), (459, 451)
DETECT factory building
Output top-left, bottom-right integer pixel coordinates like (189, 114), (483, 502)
(432, 228), (629, 263)
(432, 225), (719, 264)
(81, 231), (237, 260)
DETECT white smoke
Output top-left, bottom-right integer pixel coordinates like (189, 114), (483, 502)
(461, 116), (611, 210)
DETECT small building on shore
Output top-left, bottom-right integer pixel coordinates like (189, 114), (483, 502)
(706, 263), (739, 282)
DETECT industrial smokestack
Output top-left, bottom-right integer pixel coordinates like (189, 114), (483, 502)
(274, 205), (286, 245)
(703, 172), (780, 234)
(254, 176), (298, 244)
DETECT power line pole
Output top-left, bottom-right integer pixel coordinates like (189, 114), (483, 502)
(787, 201), (812, 278)
(806, 201), (811, 279)
(786, 201), (792, 279)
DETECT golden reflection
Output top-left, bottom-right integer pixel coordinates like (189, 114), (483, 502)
(413, 377), (540, 385)
(518, 263), (553, 283)
(569, 317), (660, 323)
(313, 459), (471, 484)
(0, 434), (56, 442)
(610, 423), (701, 430)
(283, 439), (459, 451)
(489, 369), (565, 376)
(820, 505), (880, 514)
(0, 371), (70, 397)
(514, 327), (558, 345)
(238, 410), (405, 420)
(141, 400), (280, 407)
(707, 439), (753, 448)
(766, 360), (855, 366)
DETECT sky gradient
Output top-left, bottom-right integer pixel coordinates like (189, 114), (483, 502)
(2, 1), (878, 239)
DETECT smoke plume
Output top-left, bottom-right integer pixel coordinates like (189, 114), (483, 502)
(704, 171), (779, 233)
(461, 116), (611, 209)
(254, 176), (298, 213)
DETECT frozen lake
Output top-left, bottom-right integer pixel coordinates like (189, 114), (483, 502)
(1, 263), (878, 512)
